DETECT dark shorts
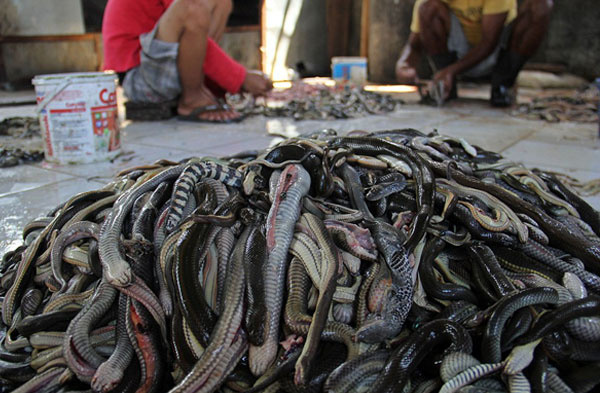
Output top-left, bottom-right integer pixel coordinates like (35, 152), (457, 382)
(448, 12), (513, 78)
(122, 24), (182, 102)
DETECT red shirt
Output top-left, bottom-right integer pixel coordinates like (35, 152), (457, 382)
(102, 0), (246, 93)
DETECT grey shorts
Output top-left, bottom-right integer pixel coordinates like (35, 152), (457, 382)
(448, 12), (513, 78)
(122, 25), (182, 102)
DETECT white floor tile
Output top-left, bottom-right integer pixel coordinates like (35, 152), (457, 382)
(0, 178), (106, 255)
(526, 121), (598, 145)
(33, 143), (196, 182)
(434, 117), (536, 152)
(501, 139), (600, 172)
(0, 165), (73, 196)
(132, 123), (266, 151)
(0, 104), (37, 120)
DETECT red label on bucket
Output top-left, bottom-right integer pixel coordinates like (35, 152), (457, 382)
(91, 107), (120, 152)
(99, 88), (117, 105)
(42, 114), (53, 156)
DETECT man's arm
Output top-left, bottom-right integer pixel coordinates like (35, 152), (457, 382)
(395, 32), (422, 84)
(202, 0), (271, 95)
(204, 38), (272, 96)
(203, 38), (247, 93)
(434, 12), (507, 97)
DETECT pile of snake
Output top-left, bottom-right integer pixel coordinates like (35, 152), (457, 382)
(1, 128), (600, 393)
(0, 117), (44, 168)
(235, 86), (402, 120)
(512, 84), (599, 124)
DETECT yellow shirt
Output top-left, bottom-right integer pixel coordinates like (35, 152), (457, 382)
(410, 0), (517, 46)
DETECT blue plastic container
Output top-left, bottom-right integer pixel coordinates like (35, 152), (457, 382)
(331, 57), (367, 85)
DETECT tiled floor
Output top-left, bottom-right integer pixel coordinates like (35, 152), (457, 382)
(1, 87), (599, 254)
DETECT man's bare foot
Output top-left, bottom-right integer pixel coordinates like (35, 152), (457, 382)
(178, 86), (242, 122)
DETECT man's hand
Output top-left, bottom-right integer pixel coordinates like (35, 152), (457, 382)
(242, 70), (273, 96)
(395, 33), (422, 84)
(395, 61), (419, 85)
(432, 66), (456, 100)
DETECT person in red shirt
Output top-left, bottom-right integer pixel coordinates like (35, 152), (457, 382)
(102, 0), (272, 122)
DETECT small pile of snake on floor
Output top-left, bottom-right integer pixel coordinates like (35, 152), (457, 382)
(512, 84), (599, 123)
(1, 128), (600, 393)
(231, 84), (402, 121)
(0, 117), (44, 168)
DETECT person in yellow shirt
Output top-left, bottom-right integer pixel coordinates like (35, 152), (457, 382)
(395, 0), (553, 106)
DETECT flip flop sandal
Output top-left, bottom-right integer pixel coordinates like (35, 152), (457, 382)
(177, 103), (245, 123)
(216, 99), (248, 122)
(125, 99), (177, 121)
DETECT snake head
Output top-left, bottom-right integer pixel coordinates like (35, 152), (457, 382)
(354, 317), (391, 343)
(91, 362), (123, 393)
(357, 283), (409, 343)
(249, 340), (277, 376)
(504, 338), (542, 375)
(246, 309), (266, 346)
(104, 262), (132, 287)
(294, 359), (309, 386)
(243, 168), (258, 195)
(122, 235), (153, 260)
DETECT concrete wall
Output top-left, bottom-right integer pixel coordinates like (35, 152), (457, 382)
(219, 31), (261, 71)
(1, 0), (84, 35)
(286, 0), (329, 76)
(1, 0), (92, 85)
(82, 0), (108, 33)
(3, 41), (98, 83)
(348, 0), (363, 57)
(264, 0), (331, 80)
(367, 0), (415, 83)
(530, 0), (600, 80)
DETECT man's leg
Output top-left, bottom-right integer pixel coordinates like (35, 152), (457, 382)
(417, 0), (458, 98)
(491, 0), (553, 106)
(509, 0), (553, 57)
(417, 0), (451, 56)
(208, 0), (233, 42)
(157, 0), (238, 121)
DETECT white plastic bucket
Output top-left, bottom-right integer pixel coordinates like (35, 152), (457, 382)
(32, 72), (121, 164)
(331, 57), (368, 86)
